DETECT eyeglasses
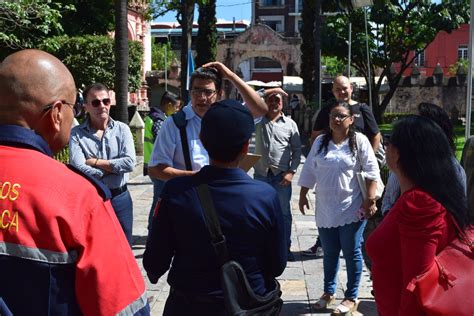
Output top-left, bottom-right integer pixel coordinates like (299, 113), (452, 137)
(191, 88), (217, 98)
(43, 100), (79, 118)
(330, 113), (351, 122)
(90, 98), (111, 107)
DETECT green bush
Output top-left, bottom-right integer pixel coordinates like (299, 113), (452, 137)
(382, 112), (413, 124)
(41, 35), (143, 91)
(54, 146), (69, 164)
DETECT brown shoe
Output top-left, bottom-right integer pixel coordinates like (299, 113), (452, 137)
(313, 293), (336, 311)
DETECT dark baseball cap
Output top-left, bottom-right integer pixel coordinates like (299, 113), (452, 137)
(201, 99), (255, 151)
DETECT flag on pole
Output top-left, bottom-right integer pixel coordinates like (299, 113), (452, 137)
(186, 49), (195, 91)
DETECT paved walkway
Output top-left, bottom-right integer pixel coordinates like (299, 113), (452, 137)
(128, 158), (378, 315)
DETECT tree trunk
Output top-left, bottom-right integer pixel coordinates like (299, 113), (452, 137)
(180, 0), (194, 105)
(114, 0), (129, 123)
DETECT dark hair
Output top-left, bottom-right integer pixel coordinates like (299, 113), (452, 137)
(418, 102), (456, 153)
(390, 115), (469, 229)
(202, 140), (246, 163)
(318, 101), (357, 156)
(190, 67), (222, 92)
(83, 82), (109, 103)
(160, 91), (180, 108)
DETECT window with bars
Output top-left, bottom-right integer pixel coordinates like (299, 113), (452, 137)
(261, 0), (284, 6)
(415, 50), (425, 67)
(458, 45), (468, 60)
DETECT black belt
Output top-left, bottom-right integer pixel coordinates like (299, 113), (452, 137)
(110, 185), (127, 197)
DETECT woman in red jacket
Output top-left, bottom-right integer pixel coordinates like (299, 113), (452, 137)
(366, 115), (469, 315)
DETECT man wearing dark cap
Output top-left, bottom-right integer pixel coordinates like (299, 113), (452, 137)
(143, 100), (287, 315)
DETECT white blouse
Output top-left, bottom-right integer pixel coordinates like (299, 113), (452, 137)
(298, 132), (379, 228)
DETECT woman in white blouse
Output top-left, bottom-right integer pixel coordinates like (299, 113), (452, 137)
(298, 102), (379, 314)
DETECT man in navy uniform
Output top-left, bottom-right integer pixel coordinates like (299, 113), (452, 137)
(143, 99), (287, 315)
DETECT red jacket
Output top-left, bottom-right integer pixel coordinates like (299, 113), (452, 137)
(0, 125), (149, 315)
(366, 187), (456, 316)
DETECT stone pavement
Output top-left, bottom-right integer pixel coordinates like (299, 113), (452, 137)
(127, 158), (378, 316)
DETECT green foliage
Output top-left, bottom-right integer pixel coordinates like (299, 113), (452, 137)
(195, 0), (217, 67)
(54, 146), (70, 164)
(0, 0), (74, 60)
(55, 0), (115, 36)
(152, 42), (177, 70)
(448, 59), (469, 76)
(381, 112), (413, 124)
(321, 0), (470, 122)
(41, 35), (143, 91)
(322, 55), (358, 77)
(300, 0), (315, 102)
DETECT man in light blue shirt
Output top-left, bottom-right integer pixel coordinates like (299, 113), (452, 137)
(69, 83), (136, 245)
(148, 61), (267, 181)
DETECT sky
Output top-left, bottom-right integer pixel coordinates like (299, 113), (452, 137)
(154, 1), (252, 24)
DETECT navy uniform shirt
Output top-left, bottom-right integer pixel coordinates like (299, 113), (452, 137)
(143, 165), (287, 296)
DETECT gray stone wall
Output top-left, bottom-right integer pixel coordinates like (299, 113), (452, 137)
(388, 85), (467, 115)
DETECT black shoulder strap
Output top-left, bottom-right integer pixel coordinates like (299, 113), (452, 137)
(195, 183), (230, 266)
(172, 110), (192, 171)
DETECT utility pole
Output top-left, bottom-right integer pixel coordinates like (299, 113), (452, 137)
(314, 0), (322, 111)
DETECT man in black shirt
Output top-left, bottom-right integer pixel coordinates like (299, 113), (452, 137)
(310, 76), (381, 150)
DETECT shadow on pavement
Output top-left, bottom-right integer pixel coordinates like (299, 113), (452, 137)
(132, 235), (148, 246)
(280, 301), (313, 315)
(291, 251), (324, 262)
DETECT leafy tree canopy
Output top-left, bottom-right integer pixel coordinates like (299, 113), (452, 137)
(152, 42), (177, 70)
(0, 0), (74, 60)
(321, 0), (470, 121)
(55, 0), (115, 36)
(41, 35), (143, 91)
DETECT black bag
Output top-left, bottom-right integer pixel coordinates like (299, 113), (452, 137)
(196, 184), (283, 316)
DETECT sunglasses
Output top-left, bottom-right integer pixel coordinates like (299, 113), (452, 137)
(90, 98), (111, 107)
(43, 100), (80, 118)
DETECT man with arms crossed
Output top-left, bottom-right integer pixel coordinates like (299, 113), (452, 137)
(69, 83), (136, 245)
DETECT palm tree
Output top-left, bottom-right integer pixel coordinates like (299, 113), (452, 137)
(114, 0), (129, 123)
(179, 0), (194, 105)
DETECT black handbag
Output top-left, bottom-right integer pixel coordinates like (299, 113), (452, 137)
(196, 184), (283, 316)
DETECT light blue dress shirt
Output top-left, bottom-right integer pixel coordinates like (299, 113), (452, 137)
(69, 117), (136, 189)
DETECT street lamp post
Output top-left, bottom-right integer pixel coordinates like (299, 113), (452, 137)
(465, 0), (474, 138)
(349, 0), (374, 108)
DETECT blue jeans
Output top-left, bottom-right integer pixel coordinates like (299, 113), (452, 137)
(148, 177), (166, 230)
(254, 171), (292, 249)
(111, 190), (133, 246)
(318, 220), (366, 299)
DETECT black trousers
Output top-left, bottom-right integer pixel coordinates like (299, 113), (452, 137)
(163, 288), (226, 316)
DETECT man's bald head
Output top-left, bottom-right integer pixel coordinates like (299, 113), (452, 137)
(332, 75), (353, 104)
(0, 49), (76, 125)
(0, 49), (77, 153)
